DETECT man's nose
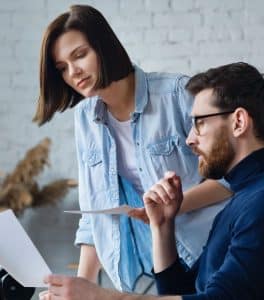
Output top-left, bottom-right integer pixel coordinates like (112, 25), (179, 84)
(186, 127), (197, 147)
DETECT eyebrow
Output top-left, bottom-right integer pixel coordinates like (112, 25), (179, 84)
(54, 44), (89, 66)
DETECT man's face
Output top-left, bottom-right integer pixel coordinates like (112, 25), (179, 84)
(186, 88), (235, 179)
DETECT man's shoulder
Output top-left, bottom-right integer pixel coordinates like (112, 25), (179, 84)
(234, 179), (264, 223)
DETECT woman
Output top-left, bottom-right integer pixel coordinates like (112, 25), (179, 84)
(34, 5), (231, 292)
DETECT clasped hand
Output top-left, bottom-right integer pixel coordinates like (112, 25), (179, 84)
(129, 171), (183, 227)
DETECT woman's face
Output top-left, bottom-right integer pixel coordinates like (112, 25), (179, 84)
(52, 30), (100, 98)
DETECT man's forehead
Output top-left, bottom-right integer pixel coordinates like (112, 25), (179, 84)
(192, 88), (216, 115)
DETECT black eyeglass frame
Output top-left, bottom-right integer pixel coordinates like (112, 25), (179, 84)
(191, 110), (235, 135)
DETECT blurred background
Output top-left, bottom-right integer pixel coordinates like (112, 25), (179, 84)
(0, 0), (264, 298)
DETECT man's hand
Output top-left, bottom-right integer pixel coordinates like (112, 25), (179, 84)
(143, 171), (183, 228)
(39, 275), (101, 300)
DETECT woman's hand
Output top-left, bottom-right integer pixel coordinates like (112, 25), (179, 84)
(128, 207), (149, 224)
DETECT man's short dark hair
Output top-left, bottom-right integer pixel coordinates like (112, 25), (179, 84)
(186, 62), (264, 140)
(34, 5), (134, 125)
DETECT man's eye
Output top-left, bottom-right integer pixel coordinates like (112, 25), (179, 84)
(196, 119), (205, 131)
(196, 119), (204, 126)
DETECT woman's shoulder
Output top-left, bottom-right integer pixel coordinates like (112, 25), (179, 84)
(74, 96), (99, 114)
(145, 71), (190, 94)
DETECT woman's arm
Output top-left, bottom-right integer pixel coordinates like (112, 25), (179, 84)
(180, 179), (232, 214)
(77, 244), (102, 283)
(129, 179), (232, 223)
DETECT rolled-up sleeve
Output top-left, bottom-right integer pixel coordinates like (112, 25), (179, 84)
(74, 107), (94, 246)
(75, 215), (94, 246)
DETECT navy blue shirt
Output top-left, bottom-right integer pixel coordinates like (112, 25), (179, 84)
(154, 148), (264, 299)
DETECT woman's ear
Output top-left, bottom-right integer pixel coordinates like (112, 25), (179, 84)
(232, 108), (250, 138)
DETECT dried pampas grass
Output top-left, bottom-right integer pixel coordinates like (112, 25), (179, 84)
(0, 138), (78, 215)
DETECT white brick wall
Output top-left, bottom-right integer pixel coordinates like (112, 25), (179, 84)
(1, 0), (264, 296)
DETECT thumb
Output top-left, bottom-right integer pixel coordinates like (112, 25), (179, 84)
(164, 171), (177, 180)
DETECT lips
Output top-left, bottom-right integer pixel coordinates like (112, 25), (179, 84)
(77, 76), (91, 88)
(190, 146), (201, 156)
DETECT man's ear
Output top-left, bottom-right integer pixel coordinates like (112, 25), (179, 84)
(232, 108), (250, 137)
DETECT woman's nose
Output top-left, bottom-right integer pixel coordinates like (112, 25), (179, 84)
(69, 63), (82, 77)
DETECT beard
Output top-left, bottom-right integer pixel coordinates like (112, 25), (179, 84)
(196, 129), (235, 179)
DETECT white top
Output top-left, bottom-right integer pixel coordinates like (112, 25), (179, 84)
(107, 110), (144, 196)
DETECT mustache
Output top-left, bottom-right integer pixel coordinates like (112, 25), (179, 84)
(190, 146), (205, 157)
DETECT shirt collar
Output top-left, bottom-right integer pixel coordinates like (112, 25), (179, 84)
(93, 65), (148, 124)
(224, 147), (264, 192)
(93, 96), (107, 124)
(133, 64), (148, 114)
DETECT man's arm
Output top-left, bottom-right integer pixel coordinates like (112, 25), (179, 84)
(39, 173), (188, 300)
(151, 220), (177, 273)
(142, 171), (182, 272)
(143, 172), (197, 295)
(40, 275), (183, 300)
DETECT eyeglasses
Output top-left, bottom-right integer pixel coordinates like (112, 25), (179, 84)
(191, 110), (235, 136)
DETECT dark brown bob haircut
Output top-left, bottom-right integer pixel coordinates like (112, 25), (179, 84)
(34, 5), (134, 125)
(186, 62), (264, 141)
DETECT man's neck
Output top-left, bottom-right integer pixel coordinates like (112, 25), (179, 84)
(227, 138), (264, 173)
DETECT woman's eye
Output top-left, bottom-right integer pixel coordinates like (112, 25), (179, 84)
(75, 51), (86, 58)
(57, 66), (66, 73)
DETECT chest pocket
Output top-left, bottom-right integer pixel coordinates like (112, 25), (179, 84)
(81, 148), (105, 194)
(147, 136), (180, 156)
(146, 136), (195, 185)
(82, 149), (102, 167)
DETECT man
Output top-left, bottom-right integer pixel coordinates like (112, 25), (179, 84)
(40, 62), (264, 299)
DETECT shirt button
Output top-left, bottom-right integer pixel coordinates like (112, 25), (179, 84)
(186, 255), (192, 262)
(136, 142), (140, 146)
(139, 167), (143, 172)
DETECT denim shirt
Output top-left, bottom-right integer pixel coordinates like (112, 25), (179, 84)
(74, 65), (228, 291)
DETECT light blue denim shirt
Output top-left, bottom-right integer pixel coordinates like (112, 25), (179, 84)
(74, 65), (229, 291)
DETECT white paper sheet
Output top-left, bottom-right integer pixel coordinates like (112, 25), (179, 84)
(64, 204), (134, 215)
(0, 209), (51, 287)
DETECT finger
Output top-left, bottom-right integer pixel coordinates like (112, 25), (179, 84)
(39, 290), (51, 300)
(128, 207), (144, 217)
(164, 171), (177, 180)
(143, 190), (162, 205)
(48, 294), (61, 300)
(40, 291), (63, 300)
(170, 175), (183, 194)
(158, 178), (178, 201)
(168, 176), (184, 210)
(164, 172), (182, 190)
(39, 290), (49, 299)
(48, 284), (63, 295)
(151, 183), (170, 204)
(128, 208), (149, 223)
(44, 274), (69, 286)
